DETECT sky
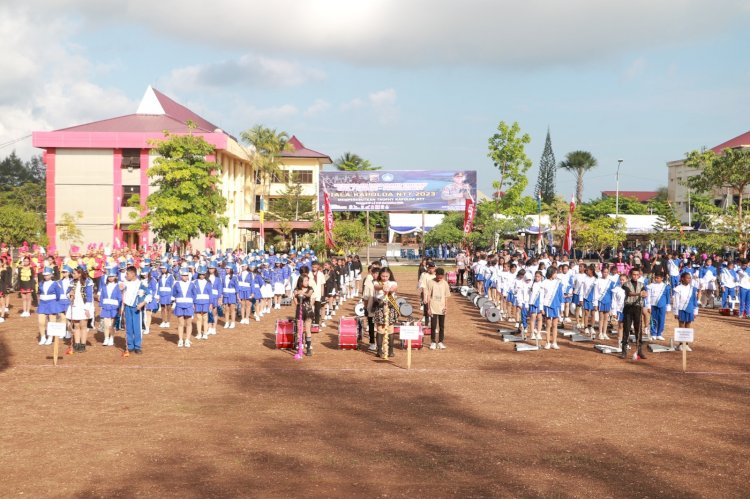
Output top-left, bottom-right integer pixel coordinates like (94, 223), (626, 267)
(1, 0), (749, 202)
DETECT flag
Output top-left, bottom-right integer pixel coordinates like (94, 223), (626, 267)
(563, 196), (576, 254)
(463, 197), (475, 235)
(324, 191), (334, 248)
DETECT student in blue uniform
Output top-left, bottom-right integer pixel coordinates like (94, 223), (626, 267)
(99, 268), (122, 347)
(542, 267), (564, 350)
(220, 264), (239, 329)
(673, 271), (698, 352)
(157, 263), (175, 328)
(647, 271), (671, 341)
(192, 265), (212, 341)
(172, 267), (196, 347)
(37, 267), (61, 345)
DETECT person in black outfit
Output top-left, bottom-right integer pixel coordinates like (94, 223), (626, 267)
(621, 268), (648, 359)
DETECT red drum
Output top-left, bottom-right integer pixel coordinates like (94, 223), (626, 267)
(275, 320), (294, 349)
(447, 272), (457, 285)
(338, 317), (358, 350)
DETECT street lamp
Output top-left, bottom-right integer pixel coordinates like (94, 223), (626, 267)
(615, 159), (624, 217)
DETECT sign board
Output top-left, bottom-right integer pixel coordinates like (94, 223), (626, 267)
(46, 322), (67, 338)
(319, 170), (478, 212)
(674, 328), (694, 343)
(398, 325), (421, 341)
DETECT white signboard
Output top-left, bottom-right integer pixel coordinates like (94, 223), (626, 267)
(46, 322), (67, 338)
(674, 328), (694, 343)
(398, 325), (421, 341)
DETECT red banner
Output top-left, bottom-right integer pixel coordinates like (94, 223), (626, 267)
(563, 196), (576, 254)
(324, 192), (335, 248)
(463, 198), (475, 235)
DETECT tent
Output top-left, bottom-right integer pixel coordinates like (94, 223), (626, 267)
(388, 213), (445, 242)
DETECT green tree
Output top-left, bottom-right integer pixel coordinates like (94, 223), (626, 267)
(487, 121), (532, 212)
(535, 128), (556, 204)
(58, 211), (85, 246)
(559, 150), (598, 204)
(577, 196), (647, 222)
(685, 147), (750, 256)
(332, 220), (370, 255)
(334, 152), (380, 171)
(0, 205), (46, 246)
(137, 132), (228, 247)
(577, 216), (626, 255)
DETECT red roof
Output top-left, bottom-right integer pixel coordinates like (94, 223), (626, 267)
(281, 136), (331, 162)
(711, 130), (750, 153)
(601, 191), (659, 202)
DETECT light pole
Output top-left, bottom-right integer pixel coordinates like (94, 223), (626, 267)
(615, 159), (624, 217)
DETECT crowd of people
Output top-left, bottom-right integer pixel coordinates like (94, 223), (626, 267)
(454, 246), (728, 359)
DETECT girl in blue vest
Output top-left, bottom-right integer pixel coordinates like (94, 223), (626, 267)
(593, 265), (615, 340)
(220, 264), (239, 329)
(192, 265), (212, 340)
(237, 260), (253, 324)
(37, 267), (61, 345)
(141, 266), (159, 335)
(673, 272), (698, 352)
(99, 268), (122, 347)
(647, 271), (671, 341)
(157, 263), (175, 328)
(542, 267), (564, 350)
(172, 267), (196, 348)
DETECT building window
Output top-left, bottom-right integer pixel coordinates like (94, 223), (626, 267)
(122, 185), (140, 206)
(122, 149), (140, 170)
(292, 170), (313, 184)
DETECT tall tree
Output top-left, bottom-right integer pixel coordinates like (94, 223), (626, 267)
(487, 121), (532, 212)
(334, 152), (380, 171)
(559, 150), (598, 204)
(136, 132), (228, 247)
(535, 128), (556, 204)
(685, 147), (750, 256)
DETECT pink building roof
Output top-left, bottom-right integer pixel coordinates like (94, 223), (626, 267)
(281, 136), (332, 162)
(711, 130), (750, 153)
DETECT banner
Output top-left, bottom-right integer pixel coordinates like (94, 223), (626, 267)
(323, 192), (334, 248)
(319, 170), (477, 212)
(463, 198), (475, 235)
(563, 196), (576, 254)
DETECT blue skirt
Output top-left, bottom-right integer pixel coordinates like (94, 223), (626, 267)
(677, 310), (694, 323)
(544, 306), (559, 318)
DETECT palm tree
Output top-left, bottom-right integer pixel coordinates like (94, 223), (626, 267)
(559, 150), (598, 204)
(334, 152), (380, 171)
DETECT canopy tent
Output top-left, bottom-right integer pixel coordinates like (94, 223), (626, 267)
(388, 213), (445, 242)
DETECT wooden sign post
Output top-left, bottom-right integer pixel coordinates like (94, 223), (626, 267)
(399, 325), (420, 370)
(674, 328), (694, 373)
(47, 322), (67, 366)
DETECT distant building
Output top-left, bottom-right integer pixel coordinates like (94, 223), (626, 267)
(667, 130), (750, 223)
(600, 191), (659, 204)
(32, 86), (330, 253)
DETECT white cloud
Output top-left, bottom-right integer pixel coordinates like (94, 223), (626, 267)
(18, 0), (748, 68)
(0, 4), (134, 159)
(304, 99), (330, 117)
(160, 54), (326, 93)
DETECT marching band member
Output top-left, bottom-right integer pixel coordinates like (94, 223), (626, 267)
(66, 266), (94, 353)
(220, 264), (239, 329)
(593, 266), (615, 340)
(192, 265), (212, 340)
(541, 267), (563, 350)
(647, 271), (671, 341)
(157, 262), (175, 328)
(737, 260), (750, 318)
(173, 267), (196, 347)
(36, 267), (61, 345)
(99, 268), (122, 346)
(673, 272), (698, 351)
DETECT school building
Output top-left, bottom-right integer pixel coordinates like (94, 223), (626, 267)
(32, 86), (330, 253)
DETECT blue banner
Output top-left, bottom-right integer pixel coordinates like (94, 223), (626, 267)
(319, 170), (478, 212)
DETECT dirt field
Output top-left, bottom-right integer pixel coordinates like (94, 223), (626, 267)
(1, 267), (749, 498)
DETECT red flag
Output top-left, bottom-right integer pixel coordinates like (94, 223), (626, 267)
(563, 196), (576, 254)
(324, 192), (334, 248)
(463, 198), (475, 235)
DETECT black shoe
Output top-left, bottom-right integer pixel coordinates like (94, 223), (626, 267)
(134, 349), (143, 355)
